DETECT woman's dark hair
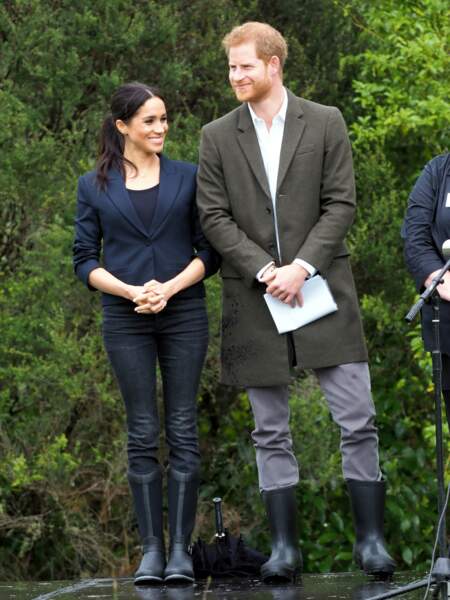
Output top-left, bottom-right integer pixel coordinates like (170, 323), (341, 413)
(96, 82), (165, 188)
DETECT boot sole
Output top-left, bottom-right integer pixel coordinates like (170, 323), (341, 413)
(262, 574), (297, 584)
(164, 574), (195, 583)
(134, 575), (164, 585)
(356, 556), (395, 579)
(261, 566), (299, 584)
(362, 566), (395, 581)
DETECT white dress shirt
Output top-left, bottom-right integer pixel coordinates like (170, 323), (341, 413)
(248, 88), (316, 280)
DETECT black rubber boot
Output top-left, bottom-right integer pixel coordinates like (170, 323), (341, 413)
(164, 467), (199, 583)
(260, 486), (302, 583)
(128, 467), (165, 584)
(347, 479), (396, 579)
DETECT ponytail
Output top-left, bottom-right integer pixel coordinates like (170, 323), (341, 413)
(96, 116), (135, 189)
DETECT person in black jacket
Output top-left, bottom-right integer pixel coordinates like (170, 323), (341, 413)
(403, 153), (450, 427)
(73, 82), (219, 584)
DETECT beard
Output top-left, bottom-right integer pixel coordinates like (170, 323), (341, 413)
(232, 73), (272, 104)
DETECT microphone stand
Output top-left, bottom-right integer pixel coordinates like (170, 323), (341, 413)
(367, 260), (450, 600)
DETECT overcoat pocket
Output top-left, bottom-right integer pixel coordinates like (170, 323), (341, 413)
(296, 143), (316, 156)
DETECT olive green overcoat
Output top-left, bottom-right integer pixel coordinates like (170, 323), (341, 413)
(196, 89), (368, 387)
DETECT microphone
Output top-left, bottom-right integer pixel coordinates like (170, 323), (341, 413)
(442, 239), (450, 260)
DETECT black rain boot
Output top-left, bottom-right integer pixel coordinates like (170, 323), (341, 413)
(128, 467), (165, 584)
(164, 467), (199, 583)
(261, 486), (302, 583)
(347, 479), (396, 579)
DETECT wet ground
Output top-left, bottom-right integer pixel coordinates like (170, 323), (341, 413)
(0, 573), (443, 600)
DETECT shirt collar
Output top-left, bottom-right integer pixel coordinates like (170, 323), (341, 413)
(248, 87), (288, 126)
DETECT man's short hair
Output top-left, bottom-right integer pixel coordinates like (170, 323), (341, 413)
(222, 21), (288, 69)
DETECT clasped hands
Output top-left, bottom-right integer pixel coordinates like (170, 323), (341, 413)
(130, 279), (174, 314)
(127, 264), (309, 312)
(261, 263), (309, 307)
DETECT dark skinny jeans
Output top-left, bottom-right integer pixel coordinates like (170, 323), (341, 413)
(102, 297), (208, 475)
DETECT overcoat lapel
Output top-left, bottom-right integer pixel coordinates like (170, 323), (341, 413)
(151, 154), (183, 236)
(277, 91), (305, 193)
(105, 170), (149, 238)
(236, 105), (271, 200)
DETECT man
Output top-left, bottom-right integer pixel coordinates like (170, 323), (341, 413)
(196, 22), (395, 582)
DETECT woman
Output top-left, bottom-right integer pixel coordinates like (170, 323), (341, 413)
(403, 152), (450, 427)
(73, 82), (219, 584)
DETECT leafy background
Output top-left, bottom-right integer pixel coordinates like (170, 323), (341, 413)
(0, 0), (449, 579)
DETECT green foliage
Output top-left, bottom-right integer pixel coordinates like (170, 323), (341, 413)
(0, 224), (132, 578)
(344, 0), (450, 167)
(0, 0), (449, 580)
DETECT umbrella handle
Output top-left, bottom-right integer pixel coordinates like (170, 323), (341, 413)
(213, 497), (226, 538)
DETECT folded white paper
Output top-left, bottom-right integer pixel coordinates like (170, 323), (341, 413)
(263, 275), (338, 334)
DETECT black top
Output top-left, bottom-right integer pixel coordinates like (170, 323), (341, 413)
(127, 185), (159, 233)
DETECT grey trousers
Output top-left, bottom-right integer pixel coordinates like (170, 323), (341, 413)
(247, 362), (380, 491)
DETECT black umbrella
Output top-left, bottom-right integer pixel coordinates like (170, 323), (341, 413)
(192, 497), (268, 578)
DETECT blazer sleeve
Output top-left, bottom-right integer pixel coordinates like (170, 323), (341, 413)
(72, 175), (102, 291)
(190, 194), (221, 278)
(294, 107), (356, 272)
(403, 161), (443, 291)
(196, 126), (273, 286)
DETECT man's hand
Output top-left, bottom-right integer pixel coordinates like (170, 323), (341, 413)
(265, 263), (309, 306)
(260, 264), (277, 283)
(425, 270), (450, 302)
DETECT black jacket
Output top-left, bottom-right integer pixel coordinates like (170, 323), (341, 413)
(403, 153), (450, 353)
(73, 155), (220, 307)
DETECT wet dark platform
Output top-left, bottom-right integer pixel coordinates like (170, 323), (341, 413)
(0, 573), (436, 600)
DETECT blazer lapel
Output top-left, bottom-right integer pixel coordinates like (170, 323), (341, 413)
(150, 154), (183, 236)
(276, 90), (305, 193)
(105, 170), (149, 238)
(236, 104), (271, 200)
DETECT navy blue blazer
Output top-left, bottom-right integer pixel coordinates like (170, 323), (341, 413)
(403, 153), (450, 353)
(73, 155), (220, 307)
